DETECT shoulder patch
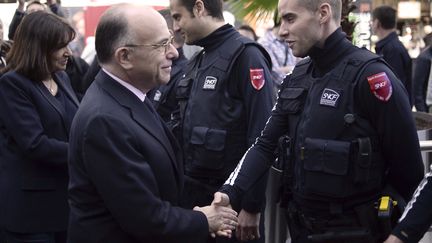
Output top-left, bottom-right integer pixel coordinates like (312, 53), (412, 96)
(250, 68), (265, 90)
(367, 72), (392, 102)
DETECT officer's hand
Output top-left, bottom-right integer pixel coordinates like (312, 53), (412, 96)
(236, 210), (260, 242)
(383, 234), (404, 243)
(212, 192), (231, 208)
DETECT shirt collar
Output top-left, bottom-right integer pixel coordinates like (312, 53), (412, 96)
(102, 68), (146, 102)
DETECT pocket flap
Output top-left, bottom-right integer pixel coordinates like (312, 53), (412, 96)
(176, 78), (193, 99)
(190, 126), (209, 145)
(190, 127), (226, 151)
(177, 77), (192, 87)
(280, 88), (305, 99)
(303, 138), (350, 176)
(205, 129), (226, 151)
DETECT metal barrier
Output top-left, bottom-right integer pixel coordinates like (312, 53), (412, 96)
(420, 140), (432, 152)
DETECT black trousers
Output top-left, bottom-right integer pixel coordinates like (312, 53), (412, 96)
(180, 176), (265, 243)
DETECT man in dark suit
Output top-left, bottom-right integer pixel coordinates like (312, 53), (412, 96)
(372, 5), (412, 105)
(67, 4), (238, 243)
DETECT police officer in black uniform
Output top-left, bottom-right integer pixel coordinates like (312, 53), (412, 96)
(169, 0), (275, 242)
(385, 165), (432, 243)
(216, 0), (425, 242)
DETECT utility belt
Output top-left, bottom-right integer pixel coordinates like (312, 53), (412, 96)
(286, 200), (380, 242)
(285, 191), (402, 243)
(278, 136), (384, 207)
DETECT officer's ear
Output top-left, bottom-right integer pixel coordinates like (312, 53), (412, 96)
(114, 47), (133, 70)
(317, 2), (332, 25)
(193, 0), (205, 17)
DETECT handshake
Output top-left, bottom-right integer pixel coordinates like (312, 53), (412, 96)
(193, 192), (260, 241)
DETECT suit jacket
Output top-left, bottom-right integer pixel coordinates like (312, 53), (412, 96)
(375, 32), (412, 105)
(67, 70), (208, 243)
(0, 70), (79, 232)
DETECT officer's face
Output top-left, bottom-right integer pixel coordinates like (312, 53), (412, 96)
(170, 0), (201, 45)
(278, 0), (322, 57)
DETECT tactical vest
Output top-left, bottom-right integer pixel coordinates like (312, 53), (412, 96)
(280, 48), (387, 206)
(176, 34), (271, 180)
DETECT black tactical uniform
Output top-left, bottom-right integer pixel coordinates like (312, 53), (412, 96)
(148, 47), (188, 122)
(391, 165), (432, 243)
(176, 24), (274, 243)
(221, 28), (424, 243)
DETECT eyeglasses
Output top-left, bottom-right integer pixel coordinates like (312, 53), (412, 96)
(124, 35), (174, 54)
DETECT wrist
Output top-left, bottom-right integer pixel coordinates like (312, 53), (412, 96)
(17, 5), (25, 12)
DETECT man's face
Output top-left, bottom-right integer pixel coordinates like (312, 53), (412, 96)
(170, 0), (202, 44)
(26, 3), (46, 14)
(127, 17), (179, 90)
(278, 0), (321, 57)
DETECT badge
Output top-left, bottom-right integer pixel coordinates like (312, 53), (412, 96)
(203, 76), (217, 90)
(320, 88), (340, 107)
(367, 72), (392, 102)
(153, 90), (162, 102)
(250, 68), (265, 90)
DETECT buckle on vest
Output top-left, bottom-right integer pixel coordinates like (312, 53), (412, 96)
(354, 137), (372, 184)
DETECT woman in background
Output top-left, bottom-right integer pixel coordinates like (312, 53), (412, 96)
(0, 11), (78, 243)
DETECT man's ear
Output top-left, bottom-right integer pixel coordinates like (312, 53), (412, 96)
(318, 2), (332, 25)
(376, 20), (382, 29)
(114, 47), (133, 70)
(193, 0), (205, 17)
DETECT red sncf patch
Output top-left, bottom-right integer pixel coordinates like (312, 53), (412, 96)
(250, 68), (265, 90)
(367, 72), (392, 102)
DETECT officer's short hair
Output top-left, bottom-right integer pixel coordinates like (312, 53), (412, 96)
(372, 5), (396, 30)
(178, 0), (224, 20)
(159, 8), (184, 46)
(95, 6), (133, 64)
(298, 0), (341, 22)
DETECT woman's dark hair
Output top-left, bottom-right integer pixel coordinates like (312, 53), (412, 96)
(5, 11), (75, 81)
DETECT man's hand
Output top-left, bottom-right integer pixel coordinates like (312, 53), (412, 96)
(46, 0), (57, 5)
(193, 203), (238, 238)
(17, 0), (25, 12)
(236, 210), (260, 241)
(383, 234), (404, 243)
(212, 192), (231, 207)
